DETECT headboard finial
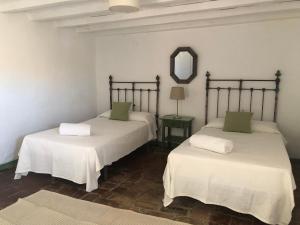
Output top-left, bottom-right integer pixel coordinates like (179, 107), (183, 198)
(109, 75), (113, 87)
(156, 75), (160, 91)
(206, 71), (211, 78)
(273, 70), (281, 122)
(275, 70), (281, 92)
(275, 70), (281, 79)
(205, 71), (211, 125)
(109, 75), (113, 110)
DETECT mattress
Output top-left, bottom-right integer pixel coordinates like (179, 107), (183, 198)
(163, 127), (295, 225)
(15, 117), (155, 192)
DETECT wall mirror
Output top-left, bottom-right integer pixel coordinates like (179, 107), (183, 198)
(170, 47), (198, 84)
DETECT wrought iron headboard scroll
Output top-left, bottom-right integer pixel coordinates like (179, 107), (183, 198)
(109, 75), (160, 138)
(205, 70), (281, 125)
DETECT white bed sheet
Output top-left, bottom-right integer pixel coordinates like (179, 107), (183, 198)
(15, 117), (155, 192)
(163, 127), (296, 225)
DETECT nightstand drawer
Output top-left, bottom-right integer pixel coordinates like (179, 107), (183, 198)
(163, 119), (190, 128)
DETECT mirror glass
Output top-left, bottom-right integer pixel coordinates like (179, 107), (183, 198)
(174, 51), (193, 79)
(170, 47), (198, 84)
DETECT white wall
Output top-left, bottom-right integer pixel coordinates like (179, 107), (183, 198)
(0, 14), (97, 165)
(96, 18), (300, 158)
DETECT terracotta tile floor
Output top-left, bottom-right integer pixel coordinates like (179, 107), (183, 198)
(0, 145), (299, 225)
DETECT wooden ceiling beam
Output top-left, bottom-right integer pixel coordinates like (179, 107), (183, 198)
(54, 0), (285, 28)
(76, 1), (300, 33)
(28, 1), (110, 21)
(28, 0), (208, 21)
(80, 10), (300, 36)
(142, 0), (210, 8)
(0, 0), (90, 13)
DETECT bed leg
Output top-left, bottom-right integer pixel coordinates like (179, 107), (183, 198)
(103, 166), (108, 181)
(51, 176), (56, 184)
(146, 142), (151, 153)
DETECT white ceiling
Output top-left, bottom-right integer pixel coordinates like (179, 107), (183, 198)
(1, 0), (300, 35)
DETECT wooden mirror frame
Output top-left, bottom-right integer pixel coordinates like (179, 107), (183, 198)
(170, 47), (198, 84)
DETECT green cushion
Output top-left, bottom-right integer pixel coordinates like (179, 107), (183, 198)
(110, 102), (132, 121)
(223, 111), (253, 133)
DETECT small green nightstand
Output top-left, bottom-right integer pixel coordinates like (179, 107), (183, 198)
(160, 115), (194, 148)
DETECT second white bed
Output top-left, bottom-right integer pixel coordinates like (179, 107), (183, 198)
(163, 127), (295, 225)
(15, 114), (156, 192)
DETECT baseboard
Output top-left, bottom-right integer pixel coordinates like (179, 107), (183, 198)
(0, 160), (17, 171)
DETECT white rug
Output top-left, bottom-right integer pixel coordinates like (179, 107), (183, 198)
(0, 190), (189, 225)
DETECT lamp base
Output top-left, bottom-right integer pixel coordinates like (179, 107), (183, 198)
(172, 115), (182, 119)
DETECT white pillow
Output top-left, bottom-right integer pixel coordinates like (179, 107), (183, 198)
(204, 118), (224, 129)
(252, 120), (280, 134)
(99, 110), (157, 139)
(99, 110), (111, 118)
(205, 118), (280, 134)
(129, 111), (157, 140)
(99, 110), (155, 122)
(128, 111), (153, 122)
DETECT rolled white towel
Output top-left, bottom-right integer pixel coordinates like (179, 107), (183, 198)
(189, 134), (233, 154)
(59, 123), (91, 136)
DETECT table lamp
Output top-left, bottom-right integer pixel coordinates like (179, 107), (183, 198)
(170, 87), (185, 118)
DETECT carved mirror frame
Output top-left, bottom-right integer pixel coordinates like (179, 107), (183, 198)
(170, 47), (198, 84)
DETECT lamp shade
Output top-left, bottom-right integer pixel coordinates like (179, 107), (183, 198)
(109, 0), (139, 13)
(170, 87), (185, 100)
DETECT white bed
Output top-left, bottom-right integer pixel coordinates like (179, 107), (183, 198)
(163, 126), (295, 225)
(15, 113), (156, 192)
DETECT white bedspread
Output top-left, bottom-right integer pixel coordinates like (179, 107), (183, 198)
(15, 117), (155, 192)
(163, 127), (296, 225)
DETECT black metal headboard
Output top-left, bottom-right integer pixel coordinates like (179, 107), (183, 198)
(109, 75), (160, 137)
(205, 70), (281, 125)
